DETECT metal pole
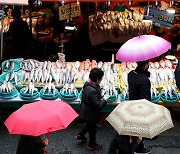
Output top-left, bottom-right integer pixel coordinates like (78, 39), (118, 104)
(0, 5), (4, 74)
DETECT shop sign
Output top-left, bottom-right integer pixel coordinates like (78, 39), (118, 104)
(59, 3), (81, 21)
(144, 6), (175, 28)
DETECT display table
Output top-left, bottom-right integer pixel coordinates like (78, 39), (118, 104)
(0, 95), (120, 112)
(1, 95), (180, 113)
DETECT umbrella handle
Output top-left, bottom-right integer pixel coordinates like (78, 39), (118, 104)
(48, 132), (50, 140)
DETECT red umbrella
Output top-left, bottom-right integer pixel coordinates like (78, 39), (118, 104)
(4, 100), (78, 136)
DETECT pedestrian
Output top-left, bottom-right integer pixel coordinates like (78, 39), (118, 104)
(128, 60), (151, 154)
(6, 7), (31, 59)
(175, 59), (180, 90)
(108, 130), (140, 154)
(16, 135), (48, 154)
(75, 67), (109, 151)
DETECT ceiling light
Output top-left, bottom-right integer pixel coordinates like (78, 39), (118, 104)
(65, 26), (77, 31)
(167, 1), (175, 14)
(142, 19), (153, 23)
(167, 7), (175, 14)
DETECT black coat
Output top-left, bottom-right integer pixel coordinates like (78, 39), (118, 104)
(80, 81), (107, 122)
(16, 135), (45, 154)
(175, 60), (180, 90)
(108, 131), (139, 154)
(128, 68), (151, 101)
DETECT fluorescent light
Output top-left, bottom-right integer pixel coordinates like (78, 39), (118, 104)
(65, 26), (77, 31)
(167, 8), (175, 13)
(142, 19), (153, 23)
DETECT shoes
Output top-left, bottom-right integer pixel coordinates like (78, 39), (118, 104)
(87, 144), (102, 151)
(75, 135), (87, 142)
(134, 147), (151, 154)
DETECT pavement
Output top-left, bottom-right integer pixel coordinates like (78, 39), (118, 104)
(1, 112), (180, 154)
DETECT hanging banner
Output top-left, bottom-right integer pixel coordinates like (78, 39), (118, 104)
(144, 6), (175, 28)
(0, 0), (28, 5)
(59, 3), (81, 21)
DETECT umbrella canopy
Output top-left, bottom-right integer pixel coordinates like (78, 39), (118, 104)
(0, 0), (28, 5)
(106, 99), (174, 139)
(116, 35), (171, 62)
(4, 100), (78, 136)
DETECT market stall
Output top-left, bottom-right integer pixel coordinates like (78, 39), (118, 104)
(0, 0), (179, 111)
(0, 58), (180, 112)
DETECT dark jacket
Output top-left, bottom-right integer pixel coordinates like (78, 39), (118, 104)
(175, 60), (180, 90)
(128, 68), (151, 101)
(16, 135), (45, 154)
(7, 19), (31, 58)
(80, 81), (107, 122)
(108, 131), (139, 154)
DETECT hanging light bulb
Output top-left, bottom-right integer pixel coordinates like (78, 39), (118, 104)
(167, 1), (175, 14)
(108, 0), (110, 7)
(62, 0), (65, 6)
(34, 0), (42, 6)
(77, 0), (79, 5)
(129, 0), (131, 6)
(155, 0), (158, 6)
(142, 2), (152, 23)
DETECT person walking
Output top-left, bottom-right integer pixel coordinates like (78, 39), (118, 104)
(6, 8), (31, 59)
(16, 135), (48, 154)
(128, 60), (151, 154)
(75, 67), (109, 151)
(108, 131), (140, 154)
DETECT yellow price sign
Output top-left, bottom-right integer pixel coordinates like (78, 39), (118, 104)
(59, 3), (81, 21)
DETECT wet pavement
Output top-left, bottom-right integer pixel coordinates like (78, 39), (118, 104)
(1, 114), (180, 154)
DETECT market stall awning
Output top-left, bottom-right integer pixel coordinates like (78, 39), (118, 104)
(0, 0), (28, 5)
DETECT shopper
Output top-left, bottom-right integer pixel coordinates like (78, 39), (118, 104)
(16, 135), (48, 154)
(128, 60), (151, 154)
(6, 8), (31, 59)
(75, 67), (109, 151)
(108, 130), (140, 154)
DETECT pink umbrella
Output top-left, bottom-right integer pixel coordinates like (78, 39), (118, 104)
(4, 100), (78, 136)
(116, 35), (171, 62)
(0, 0), (28, 5)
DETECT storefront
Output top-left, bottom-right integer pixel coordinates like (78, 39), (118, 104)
(0, 0), (179, 111)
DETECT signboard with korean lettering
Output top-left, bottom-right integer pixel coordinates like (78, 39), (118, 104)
(144, 6), (175, 28)
(59, 3), (81, 21)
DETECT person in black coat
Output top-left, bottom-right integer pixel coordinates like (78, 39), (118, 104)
(6, 8), (31, 59)
(175, 60), (180, 90)
(16, 135), (48, 154)
(75, 68), (108, 151)
(128, 60), (151, 154)
(108, 131), (139, 154)
(108, 60), (151, 154)
(128, 60), (151, 101)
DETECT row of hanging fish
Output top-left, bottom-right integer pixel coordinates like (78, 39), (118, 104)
(161, 85), (178, 100)
(0, 81), (15, 93)
(61, 83), (78, 95)
(3, 60), (15, 72)
(149, 60), (175, 87)
(101, 84), (118, 96)
(41, 82), (57, 95)
(5, 71), (18, 85)
(89, 10), (152, 36)
(120, 60), (175, 88)
(22, 82), (38, 95)
(21, 59), (39, 71)
(23, 61), (78, 85)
